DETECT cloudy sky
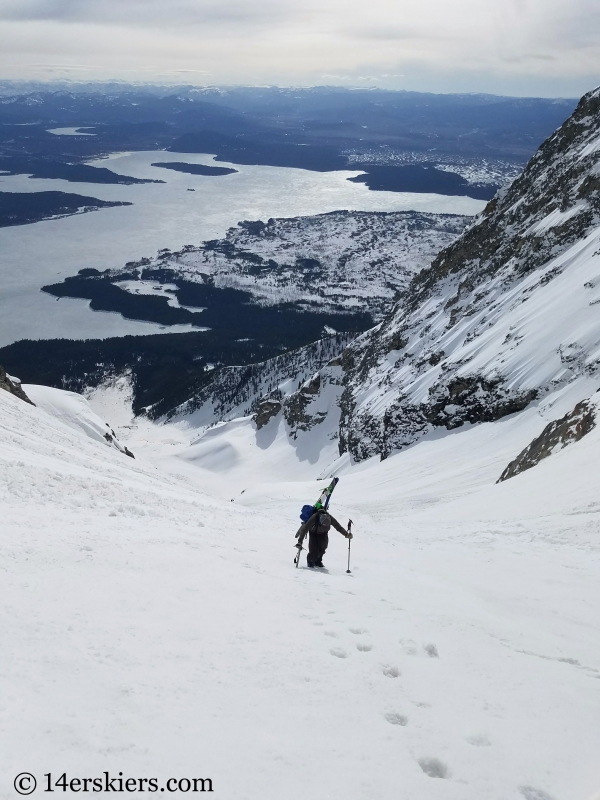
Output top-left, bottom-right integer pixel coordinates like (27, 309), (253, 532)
(0, 0), (598, 96)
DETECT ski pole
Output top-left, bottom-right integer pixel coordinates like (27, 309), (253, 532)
(294, 532), (305, 568)
(346, 519), (353, 574)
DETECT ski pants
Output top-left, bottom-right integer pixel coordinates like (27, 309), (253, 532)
(308, 531), (328, 564)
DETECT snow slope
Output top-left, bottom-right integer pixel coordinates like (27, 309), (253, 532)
(23, 383), (134, 457)
(3, 373), (599, 800)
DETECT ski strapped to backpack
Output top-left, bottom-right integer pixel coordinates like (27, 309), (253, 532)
(294, 477), (339, 567)
(314, 476), (339, 511)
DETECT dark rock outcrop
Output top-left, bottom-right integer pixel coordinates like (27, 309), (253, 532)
(253, 399), (282, 430)
(282, 374), (325, 437)
(0, 364), (35, 405)
(103, 427), (135, 458)
(424, 377), (538, 429)
(498, 400), (596, 482)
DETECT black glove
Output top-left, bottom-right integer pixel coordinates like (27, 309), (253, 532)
(345, 531), (353, 539)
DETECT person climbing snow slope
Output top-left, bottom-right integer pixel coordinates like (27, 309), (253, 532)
(295, 509), (352, 568)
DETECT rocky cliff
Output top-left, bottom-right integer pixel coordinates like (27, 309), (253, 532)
(498, 397), (596, 482)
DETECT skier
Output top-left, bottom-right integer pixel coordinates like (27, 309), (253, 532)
(295, 508), (352, 568)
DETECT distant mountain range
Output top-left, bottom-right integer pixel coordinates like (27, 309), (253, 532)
(1, 83), (576, 185)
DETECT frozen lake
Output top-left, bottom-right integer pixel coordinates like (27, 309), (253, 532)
(0, 151), (486, 346)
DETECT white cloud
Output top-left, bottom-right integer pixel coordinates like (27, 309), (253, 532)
(0, 0), (598, 96)
(0, 0), (300, 28)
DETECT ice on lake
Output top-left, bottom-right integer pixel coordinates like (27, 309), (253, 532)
(0, 151), (486, 346)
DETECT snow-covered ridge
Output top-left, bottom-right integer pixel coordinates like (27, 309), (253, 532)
(168, 332), (354, 427)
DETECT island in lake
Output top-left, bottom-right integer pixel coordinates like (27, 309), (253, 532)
(0, 157), (164, 185)
(151, 162), (238, 177)
(347, 163), (498, 200)
(0, 191), (132, 228)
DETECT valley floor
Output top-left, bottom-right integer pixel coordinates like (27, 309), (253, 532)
(1, 382), (599, 800)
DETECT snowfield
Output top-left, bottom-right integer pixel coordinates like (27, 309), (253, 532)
(2, 376), (599, 800)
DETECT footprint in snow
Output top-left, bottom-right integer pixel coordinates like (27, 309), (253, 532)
(466, 734), (491, 747)
(385, 712), (408, 726)
(357, 643), (373, 652)
(400, 638), (418, 655)
(324, 631), (339, 638)
(418, 758), (449, 779)
(330, 647), (348, 659)
(423, 643), (439, 658)
(349, 628), (367, 634)
(382, 665), (400, 678)
(519, 788), (557, 800)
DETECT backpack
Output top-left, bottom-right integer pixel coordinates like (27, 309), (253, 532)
(317, 513), (331, 533)
(300, 504), (315, 523)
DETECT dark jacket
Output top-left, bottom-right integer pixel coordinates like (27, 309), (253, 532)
(296, 510), (347, 538)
